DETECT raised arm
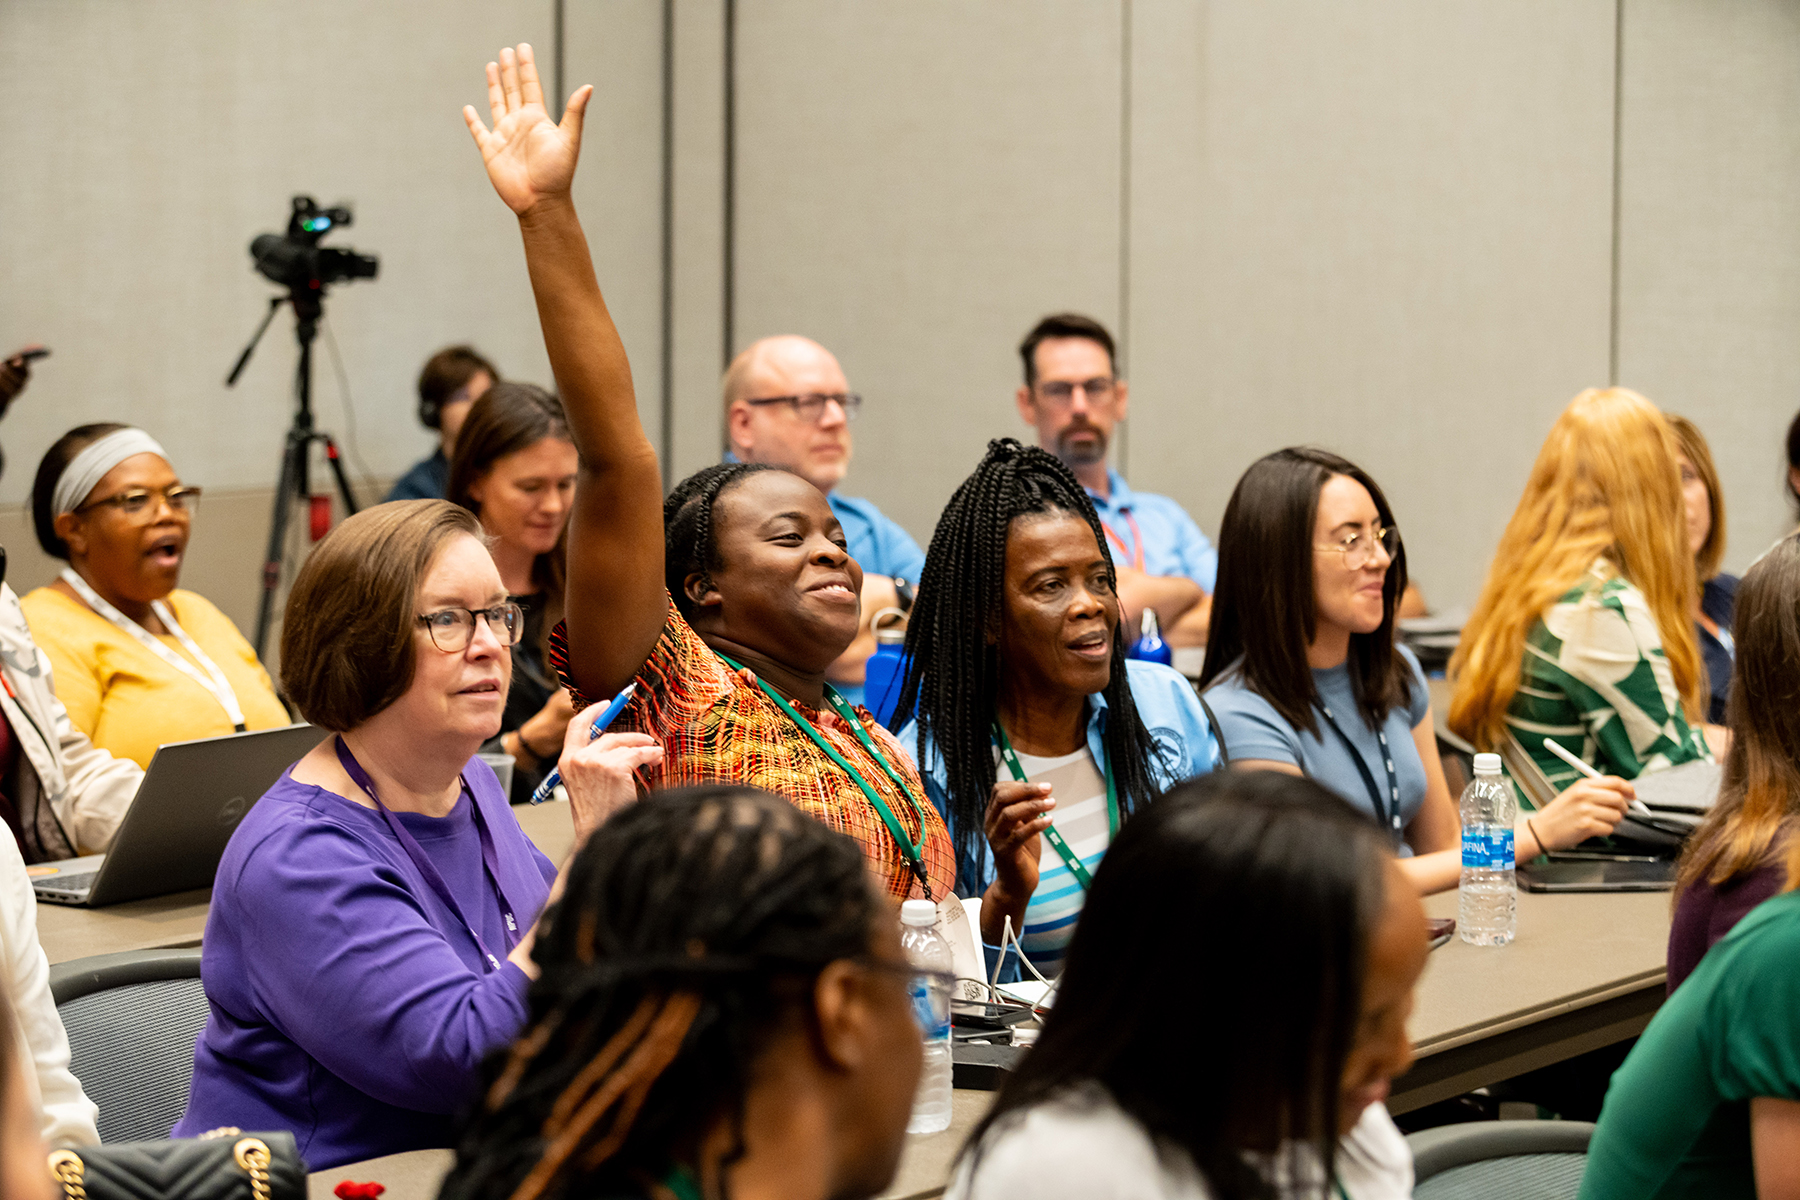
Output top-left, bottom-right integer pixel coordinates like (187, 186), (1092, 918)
(465, 45), (667, 699)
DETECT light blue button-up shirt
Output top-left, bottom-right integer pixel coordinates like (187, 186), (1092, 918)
(1087, 469), (1218, 592)
(895, 659), (1218, 979)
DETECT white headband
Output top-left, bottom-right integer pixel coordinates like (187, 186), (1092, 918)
(53, 429), (171, 517)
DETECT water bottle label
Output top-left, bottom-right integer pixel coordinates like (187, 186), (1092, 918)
(909, 978), (950, 1039)
(1461, 826), (1515, 870)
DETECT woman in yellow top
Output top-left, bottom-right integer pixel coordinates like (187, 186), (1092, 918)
(21, 424), (290, 769)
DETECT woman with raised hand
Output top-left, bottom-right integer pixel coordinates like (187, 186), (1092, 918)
(1450, 388), (1719, 790)
(443, 785), (924, 1200)
(175, 501), (661, 1168)
(21, 424), (290, 769)
(1200, 448), (1628, 894)
(949, 771), (1426, 1200)
(464, 45), (951, 902)
(449, 383), (579, 802)
(895, 439), (1213, 973)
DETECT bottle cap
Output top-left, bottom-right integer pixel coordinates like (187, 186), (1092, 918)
(900, 899), (937, 927)
(1473, 752), (1502, 775)
(872, 606), (907, 646)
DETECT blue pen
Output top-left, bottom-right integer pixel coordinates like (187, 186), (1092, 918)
(529, 682), (639, 804)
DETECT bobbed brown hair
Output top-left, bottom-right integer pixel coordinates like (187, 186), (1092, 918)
(1676, 534), (1800, 898)
(1666, 413), (1727, 582)
(418, 345), (499, 431)
(280, 500), (486, 732)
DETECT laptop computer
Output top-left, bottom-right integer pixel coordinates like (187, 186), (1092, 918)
(1519, 854), (1676, 893)
(30, 724), (321, 907)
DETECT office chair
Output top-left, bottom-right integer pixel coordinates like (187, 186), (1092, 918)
(50, 948), (208, 1144)
(1407, 1120), (1594, 1200)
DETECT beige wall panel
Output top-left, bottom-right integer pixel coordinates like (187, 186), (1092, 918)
(564, 0), (669, 443)
(1615, 0), (1800, 571)
(731, 1), (1125, 548)
(1127, 1), (1617, 610)
(0, 1), (561, 519)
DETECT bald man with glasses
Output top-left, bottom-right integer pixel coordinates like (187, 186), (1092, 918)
(723, 335), (926, 704)
(1015, 313), (1217, 648)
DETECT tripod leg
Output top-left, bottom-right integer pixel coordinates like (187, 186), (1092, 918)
(253, 430), (303, 660)
(318, 433), (361, 518)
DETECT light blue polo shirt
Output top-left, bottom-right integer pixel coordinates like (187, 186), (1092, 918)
(1087, 469), (1218, 592)
(827, 492), (926, 584)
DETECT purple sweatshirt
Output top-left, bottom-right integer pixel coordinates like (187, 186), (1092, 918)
(175, 761), (557, 1168)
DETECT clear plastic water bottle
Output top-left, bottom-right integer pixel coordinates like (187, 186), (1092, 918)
(1458, 752), (1517, 946)
(900, 898), (954, 1133)
(1127, 608), (1173, 666)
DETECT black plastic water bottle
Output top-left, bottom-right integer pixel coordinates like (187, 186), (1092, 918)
(1127, 609), (1172, 666)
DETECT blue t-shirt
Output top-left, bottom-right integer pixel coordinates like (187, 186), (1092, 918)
(387, 449), (449, 502)
(1087, 470), (1218, 592)
(1203, 646), (1431, 850)
(828, 492), (926, 584)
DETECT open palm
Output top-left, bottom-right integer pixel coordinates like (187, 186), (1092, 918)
(463, 44), (592, 215)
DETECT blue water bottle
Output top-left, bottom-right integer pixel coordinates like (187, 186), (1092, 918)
(1127, 609), (1173, 666)
(862, 607), (911, 729)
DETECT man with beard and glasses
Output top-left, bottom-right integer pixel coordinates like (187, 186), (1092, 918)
(1015, 314), (1216, 648)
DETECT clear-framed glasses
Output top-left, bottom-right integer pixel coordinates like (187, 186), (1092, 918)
(417, 603), (525, 652)
(1034, 377), (1116, 406)
(1315, 525), (1401, 571)
(743, 392), (862, 423)
(76, 485), (203, 521)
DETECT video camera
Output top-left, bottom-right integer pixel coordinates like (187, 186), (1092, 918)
(249, 196), (378, 294)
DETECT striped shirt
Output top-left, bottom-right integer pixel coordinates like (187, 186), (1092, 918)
(1507, 558), (1711, 800)
(1010, 746), (1110, 976)
(549, 604), (955, 903)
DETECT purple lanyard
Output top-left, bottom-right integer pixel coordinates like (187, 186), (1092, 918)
(334, 737), (519, 973)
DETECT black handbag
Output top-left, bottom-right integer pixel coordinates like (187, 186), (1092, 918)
(46, 1130), (304, 1200)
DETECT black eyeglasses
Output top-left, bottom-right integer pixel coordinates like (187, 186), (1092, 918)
(417, 603), (525, 652)
(76, 485), (203, 521)
(1034, 378), (1116, 406)
(744, 393), (862, 423)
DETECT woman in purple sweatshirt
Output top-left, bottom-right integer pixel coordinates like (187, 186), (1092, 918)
(175, 501), (661, 1168)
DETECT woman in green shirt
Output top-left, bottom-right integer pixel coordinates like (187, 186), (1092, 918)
(1582, 888), (1800, 1198)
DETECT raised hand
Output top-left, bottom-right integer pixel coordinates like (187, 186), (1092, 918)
(462, 44), (592, 215)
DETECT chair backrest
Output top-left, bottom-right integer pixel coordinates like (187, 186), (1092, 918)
(1408, 1120), (1595, 1200)
(49, 949), (208, 1144)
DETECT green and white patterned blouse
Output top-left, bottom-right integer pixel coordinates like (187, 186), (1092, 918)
(1506, 558), (1712, 803)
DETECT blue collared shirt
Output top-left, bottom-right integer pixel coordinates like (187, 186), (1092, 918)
(1087, 469), (1217, 592)
(894, 659), (1218, 978)
(386, 449), (449, 502)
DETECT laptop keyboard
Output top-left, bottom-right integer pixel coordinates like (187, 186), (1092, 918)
(36, 871), (96, 895)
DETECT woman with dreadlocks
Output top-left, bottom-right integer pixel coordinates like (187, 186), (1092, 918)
(441, 785), (925, 1200)
(894, 440), (1214, 974)
(464, 46), (951, 903)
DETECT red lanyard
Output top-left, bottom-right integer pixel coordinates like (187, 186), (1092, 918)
(1100, 510), (1145, 572)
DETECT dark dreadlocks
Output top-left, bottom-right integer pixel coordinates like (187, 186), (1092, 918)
(441, 785), (878, 1200)
(894, 438), (1169, 880)
(661, 462), (780, 620)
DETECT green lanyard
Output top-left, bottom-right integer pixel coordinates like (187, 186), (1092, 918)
(992, 722), (1117, 892)
(657, 1166), (703, 1200)
(716, 653), (932, 895)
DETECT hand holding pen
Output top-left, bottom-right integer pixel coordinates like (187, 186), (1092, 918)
(530, 683), (641, 803)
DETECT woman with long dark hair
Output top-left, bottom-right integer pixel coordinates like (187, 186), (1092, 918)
(465, 46), (951, 902)
(449, 383), (578, 801)
(949, 771), (1425, 1200)
(442, 785), (923, 1200)
(1200, 448), (1627, 893)
(895, 439), (1213, 972)
(1667, 534), (1800, 990)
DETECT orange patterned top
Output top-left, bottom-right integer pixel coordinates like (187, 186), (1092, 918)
(549, 605), (954, 903)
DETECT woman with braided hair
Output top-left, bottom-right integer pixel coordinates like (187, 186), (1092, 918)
(442, 785), (925, 1200)
(465, 45), (951, 903)
(894, 439), (1214, 974)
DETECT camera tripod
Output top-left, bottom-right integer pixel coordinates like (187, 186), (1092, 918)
(226, 289), (360, 659)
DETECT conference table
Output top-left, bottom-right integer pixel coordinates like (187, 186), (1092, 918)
(37, 800), (1672, 1198)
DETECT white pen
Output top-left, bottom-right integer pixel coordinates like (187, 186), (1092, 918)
(1541, 737), (1652, 817)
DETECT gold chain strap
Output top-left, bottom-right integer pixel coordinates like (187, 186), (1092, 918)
(47, 1150), (85, 1200)
(44, 1136), (271, 1200)
(232, 1138), (272, 1200)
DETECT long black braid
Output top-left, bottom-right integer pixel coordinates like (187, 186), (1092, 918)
(894, 438), (1169, 882)
(662, 462), (779, 619)
(441, 785), (877, 1200)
